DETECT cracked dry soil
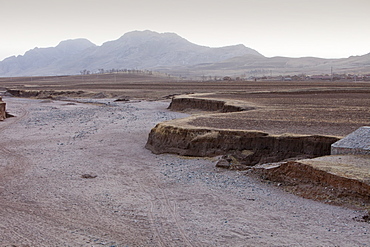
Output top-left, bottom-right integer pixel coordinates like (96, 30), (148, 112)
(0, 97), (369, 246)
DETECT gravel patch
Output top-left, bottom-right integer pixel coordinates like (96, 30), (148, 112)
(0, 97), (369, 246)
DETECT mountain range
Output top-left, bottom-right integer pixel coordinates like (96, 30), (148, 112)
(0, 30), (369, 78)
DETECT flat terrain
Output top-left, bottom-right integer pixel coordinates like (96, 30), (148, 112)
(1, 73), (369, 100)
(2, 74), (369, 137)
(187, 88), (370, 137)
(0, 75), (370, 246)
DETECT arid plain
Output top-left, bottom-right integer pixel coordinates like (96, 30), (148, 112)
(0, 73), (370, 246)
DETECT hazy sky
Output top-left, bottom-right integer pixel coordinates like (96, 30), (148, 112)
(0, 0), (369, 61)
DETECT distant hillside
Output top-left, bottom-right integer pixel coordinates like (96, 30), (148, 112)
(0, 39), (96, 76)
(0, 30), (369, 78)
(0, 30), (262, 77)
(169, 53), (370, 78)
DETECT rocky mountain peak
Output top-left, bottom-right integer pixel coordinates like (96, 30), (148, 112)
(0, 30), (368, 77)
(56, 38), (96, 51)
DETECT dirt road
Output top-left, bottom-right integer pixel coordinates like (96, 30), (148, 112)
(0, 97), (369, 246)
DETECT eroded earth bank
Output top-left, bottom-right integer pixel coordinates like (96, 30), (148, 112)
(146, 92), (370, 209)
(0, 97), (370, 246)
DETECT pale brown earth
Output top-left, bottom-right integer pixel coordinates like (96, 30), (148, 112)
(180, 89), (370, 137)
(0, 98), (5, 121)
(146, 89), (370, 213)
(253, 155), (370, 211)
(0, 76), (370, 246)
(0, 97), (369, 246)
(1, 73), (369, 102)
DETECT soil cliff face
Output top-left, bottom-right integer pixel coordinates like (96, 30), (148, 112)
(146, 95), (339, 165)
(168, 94), (254, 112)
(0, 97), (6, 120)
(255, 161), (370, 196)
(149, 94), (370, 210)
(145, 119), (339, 166)
(6, 89), (86, 99)
(253, 158), (370, 209)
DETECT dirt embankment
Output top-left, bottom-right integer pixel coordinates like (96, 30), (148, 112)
(6, 89), (87, 99)
(146, 95), (339, 167)
(255, 160), (370, 198)
(146, 120), (338, 167)
(146, 94), (370, 210)
(168, 94), (255, 112)
(0, 97), (6, 120)
(253, 156), (370, 210)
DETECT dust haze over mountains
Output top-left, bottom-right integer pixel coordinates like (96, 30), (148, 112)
(0, 30), (369, 78)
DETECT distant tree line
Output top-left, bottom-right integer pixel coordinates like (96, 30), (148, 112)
(80, 68), (153, 75)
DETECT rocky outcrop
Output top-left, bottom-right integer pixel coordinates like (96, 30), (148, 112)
(145, 119), (339, 166)
(0, 97), (6, 120)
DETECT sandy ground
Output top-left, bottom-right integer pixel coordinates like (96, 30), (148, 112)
(0, 97), (369, 246)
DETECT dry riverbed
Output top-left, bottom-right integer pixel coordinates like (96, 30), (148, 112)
(0, 97), (369, 246)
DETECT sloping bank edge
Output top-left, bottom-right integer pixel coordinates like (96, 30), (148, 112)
(145, 94), (339, 166)
(146, 95), (370, 209)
